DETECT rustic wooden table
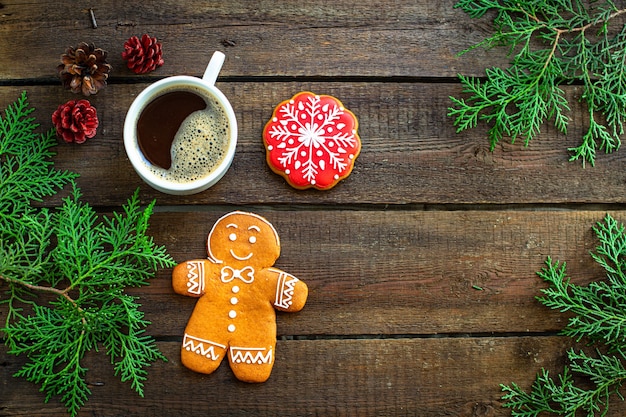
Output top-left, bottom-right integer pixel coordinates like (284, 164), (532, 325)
(3, 1), (626, 416)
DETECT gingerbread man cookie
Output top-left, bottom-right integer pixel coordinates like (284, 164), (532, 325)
(172, 211), (308, 383)
(263, 91), (361, 190)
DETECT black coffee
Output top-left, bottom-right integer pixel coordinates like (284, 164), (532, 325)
(137, 91), (206, 169)
(135, 87), (230, 183)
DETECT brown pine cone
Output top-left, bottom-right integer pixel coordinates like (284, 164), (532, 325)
(52, 99), (99, 144)
(57, 42), (111, 96)
(122, 34), (164, 74)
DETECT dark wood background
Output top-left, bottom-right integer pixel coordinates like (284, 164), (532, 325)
(2, 1), (626, 416)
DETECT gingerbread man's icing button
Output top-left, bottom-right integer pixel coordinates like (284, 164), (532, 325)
(263, 92), (361, 190)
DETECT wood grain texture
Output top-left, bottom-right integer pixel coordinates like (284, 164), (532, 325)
(0, 209), (612, 338)
(2, 210), (617, 416)
(4, 336), (626, 417)
(153, 209), (600, 337)
(1, 82), (624, 207)
(0, 0), (505, 80)
(3, 0), (626, 415)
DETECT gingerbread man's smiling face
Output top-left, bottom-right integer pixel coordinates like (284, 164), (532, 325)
(207, 212), (281, 267)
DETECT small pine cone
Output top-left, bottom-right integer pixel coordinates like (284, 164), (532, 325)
(57, 42), (112, 96)
(52, 99), (98, 144)
(122, 34), (164, 74)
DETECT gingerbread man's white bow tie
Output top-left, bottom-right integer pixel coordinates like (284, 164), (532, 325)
(220, 266), (255, 283)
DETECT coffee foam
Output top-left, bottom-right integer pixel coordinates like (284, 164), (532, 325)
(143, 94), (230, 183)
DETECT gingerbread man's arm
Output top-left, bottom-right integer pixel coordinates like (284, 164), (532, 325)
(172, 259), (215, 297)
(265, 268), (308, 312)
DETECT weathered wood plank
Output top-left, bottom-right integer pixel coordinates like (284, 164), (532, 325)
(1, 210), (614, 337)
(145, 209), (612, 336)
(0, 0), (505, 80)
(0, 82), (623, 207)
(5, 336), (625, 417)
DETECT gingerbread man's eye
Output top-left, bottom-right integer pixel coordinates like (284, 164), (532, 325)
(248, 236), (257, 244)
(229, 233), (237, 242)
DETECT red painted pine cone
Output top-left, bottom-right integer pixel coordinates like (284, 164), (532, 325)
(52, 99), (98, 144)
(122, 34), (164, 74)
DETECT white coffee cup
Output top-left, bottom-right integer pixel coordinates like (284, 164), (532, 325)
(124, 51), (237, 195)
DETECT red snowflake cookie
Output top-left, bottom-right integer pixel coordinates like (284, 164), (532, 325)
(263, 92), (361, 190)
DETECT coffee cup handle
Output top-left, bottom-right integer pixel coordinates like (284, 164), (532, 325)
(202, 51), (226, 86)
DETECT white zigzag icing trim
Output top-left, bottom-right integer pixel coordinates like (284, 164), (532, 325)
(186, 261), (204, 295)
(275, 271), (298, 309)
(230, 346), (273, 365)
(183, 334), (225, 360)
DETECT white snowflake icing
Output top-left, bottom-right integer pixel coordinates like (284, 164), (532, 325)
(268, 95), (358, 184)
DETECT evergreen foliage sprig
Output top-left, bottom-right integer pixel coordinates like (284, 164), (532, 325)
(0, 92), (176, 416)
(501, 214), (626, 416)
(449, 0), (626, 166)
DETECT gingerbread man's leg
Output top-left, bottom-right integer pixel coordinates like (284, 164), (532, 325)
(227, 318), (276, 383)
(228, 341), (276, 383)
(181, 334), (227, 374)
(181, 299), (228, 374)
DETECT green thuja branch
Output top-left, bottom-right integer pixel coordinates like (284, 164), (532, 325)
(0, 92), (176, 416)
(449, 0), (626, 166)
(501, 214), (626, 416)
